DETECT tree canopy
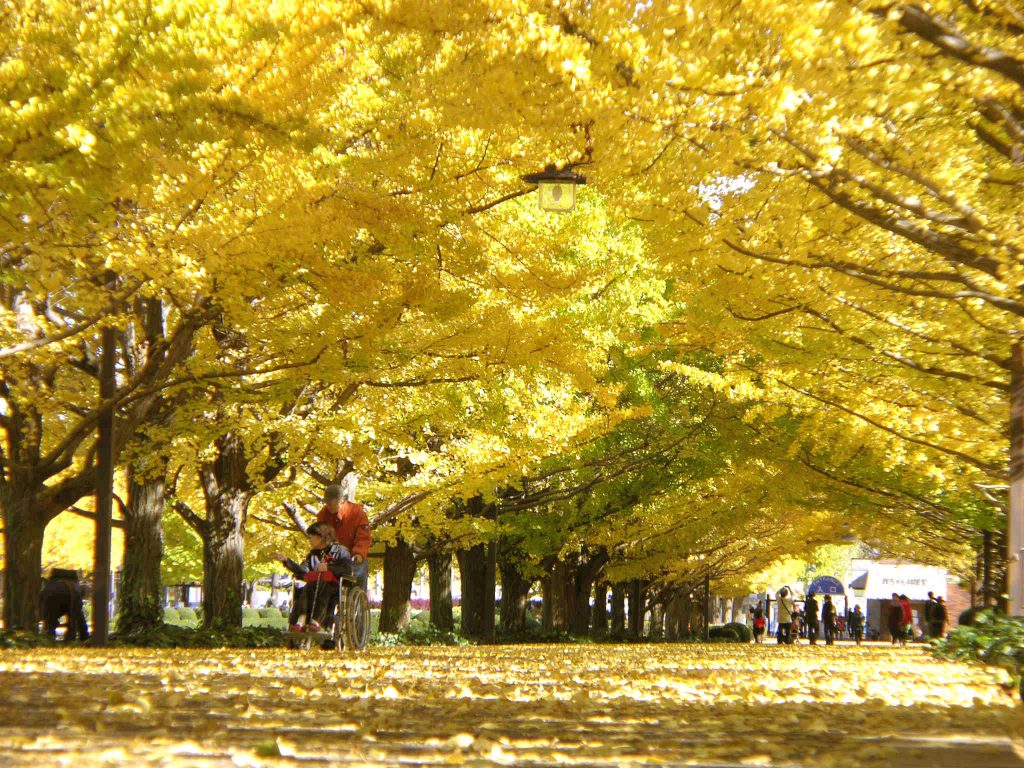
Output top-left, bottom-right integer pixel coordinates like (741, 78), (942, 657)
(2, 0), (1019, 629)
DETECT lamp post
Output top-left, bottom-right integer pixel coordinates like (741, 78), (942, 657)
(522, 165), (587, 212)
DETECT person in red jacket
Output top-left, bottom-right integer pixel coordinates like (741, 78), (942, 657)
(317, 484), (371, 588)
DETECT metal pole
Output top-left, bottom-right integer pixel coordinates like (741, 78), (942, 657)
(92, 320), (116, 645)
(1010, 341), (1024, 616)
(703, 572), (711, 641)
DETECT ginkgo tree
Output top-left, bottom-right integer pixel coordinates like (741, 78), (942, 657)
(3, 0), (1017, 639)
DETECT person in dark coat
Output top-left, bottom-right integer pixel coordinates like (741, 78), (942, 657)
(822, 595), (837, 645)
(40, 569), (89, 641)
(887, 592), (904, 645)
(274, 522), (353, 632)
(848, 605), (865, 645)
(923, 591), (936, 638)
(804, 592), (820, 645)
(929, 596), (948, 639)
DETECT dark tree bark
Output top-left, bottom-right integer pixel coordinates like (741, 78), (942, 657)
(591, 583), (609, 636)
(116, 460), (167, 633)
(198, 432), (254, 630)
(627, 579), (645, 638)
(570, 551), (607, 635)
(1, 487), (45, 631)
(610, 582), (626, 637)
(983, 529), (994, 607)
(379, 537), (417, 633)
(428, 551), (453, 632)
(648, 602), (665, 639)
(457, 544), (490, 640)
(498, 556), (531, 635)
(544, 558), (572, 633)
(1, 471), (95, 630)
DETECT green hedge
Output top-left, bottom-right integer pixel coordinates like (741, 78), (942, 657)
(708, 625), (743, 642)
(113, 625), (290, 648)
(724, 621), (753, 642)
(933, 609), (1024, 701)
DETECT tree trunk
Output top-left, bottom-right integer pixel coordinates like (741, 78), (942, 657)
(199, 433), (253, 630)
(541, 575), (553, 633)
(983, 529), (994, 608)
(457, 544), (489, 640)
(648, 602), (665, 639)
(498, 557), (531, 635)
(570, 563), (591, 635)
(665, 594), (683, 641)
(1, 487), (45, 631)
(379, 537), (416, 633)
(591, 583), (608, 636)
(546, 559), (572, 633)
(117, 461), (166, 633)
(610, 583), (626, 637)
(627, 579), (645, 638)
(428, 551), (453, 632)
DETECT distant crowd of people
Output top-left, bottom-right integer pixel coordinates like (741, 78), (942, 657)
(750, 587), (948, 646)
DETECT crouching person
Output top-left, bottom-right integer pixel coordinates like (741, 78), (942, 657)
(40, 568), (90, 641)
(273, 522), (353, 633)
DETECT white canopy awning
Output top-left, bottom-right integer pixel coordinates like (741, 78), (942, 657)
(852, 562), (947, 601)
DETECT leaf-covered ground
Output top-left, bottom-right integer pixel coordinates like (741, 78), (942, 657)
(0, 644), (1021, 767)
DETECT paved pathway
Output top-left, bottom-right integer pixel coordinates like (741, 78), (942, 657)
(0, 644), (1020, 766)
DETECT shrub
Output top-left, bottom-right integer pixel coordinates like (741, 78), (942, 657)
(242, 608), (261, 623)
(375, 624), (473, 647)
(178, 607), (199, 624)
(959, 607), (979, 627)
(934, 609), (1024, 701)
(707, 625), (742, 642)
(724, 622), (752, 643)
(163, 607), (198, 628)
(258, 608), (282, 619)
(112, 625), (290, 648)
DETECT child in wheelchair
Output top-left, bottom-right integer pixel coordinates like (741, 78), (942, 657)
(273, 522), (353, 633)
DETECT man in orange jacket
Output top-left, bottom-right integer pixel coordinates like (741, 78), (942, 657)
(316, 484), (371, 588)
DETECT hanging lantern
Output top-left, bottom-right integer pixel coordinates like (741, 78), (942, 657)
(521, 164), (587, 212)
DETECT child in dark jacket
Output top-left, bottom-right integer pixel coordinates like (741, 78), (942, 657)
(274, 522), (353, 632)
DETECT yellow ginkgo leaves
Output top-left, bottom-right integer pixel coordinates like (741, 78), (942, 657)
(0, 644), (1019, 767)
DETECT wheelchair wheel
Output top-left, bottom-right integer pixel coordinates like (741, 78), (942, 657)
(343, 585), (370, 651)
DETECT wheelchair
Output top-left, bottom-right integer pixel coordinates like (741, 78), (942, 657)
(287, 574), (370, 652)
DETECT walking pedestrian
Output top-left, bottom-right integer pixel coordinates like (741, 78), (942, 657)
(928, 596), (947, 639)
(804, 591), (820, 645)
(922, 591), (936, 639)
(887, 592), (903, 645)
(899, 594), (913, 644)
(848, 605), (864, 645)
(776, 587), (794, 645)
(822, 595), (837, 645)
(752, 605), (766, 644)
